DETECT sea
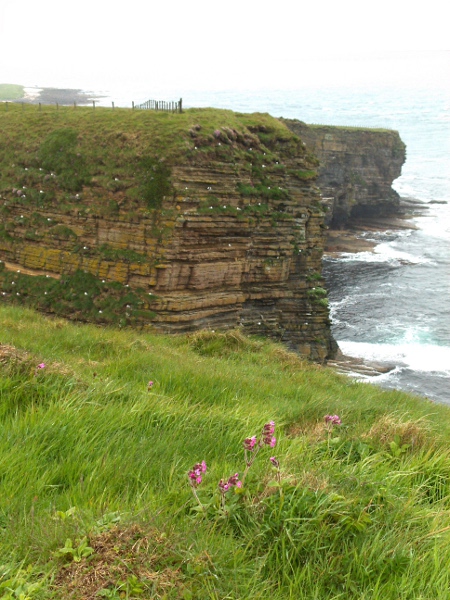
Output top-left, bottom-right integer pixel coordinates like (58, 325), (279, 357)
(26, 82), (450, 404)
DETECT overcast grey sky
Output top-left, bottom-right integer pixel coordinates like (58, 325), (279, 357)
(1, 0), (449, 93)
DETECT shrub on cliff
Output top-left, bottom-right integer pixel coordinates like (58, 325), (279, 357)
(138, 156), (173, 209)
(37, 128), (91, 192)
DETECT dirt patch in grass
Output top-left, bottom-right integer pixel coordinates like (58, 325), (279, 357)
(0, 343), (31, 369)
(287, 420), (329, 443)
(363, 415), (431, 450)
(52, 525), (186, 599)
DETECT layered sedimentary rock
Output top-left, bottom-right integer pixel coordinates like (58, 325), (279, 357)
(282, 120), (406, 228)
(0, 110), (338, 361)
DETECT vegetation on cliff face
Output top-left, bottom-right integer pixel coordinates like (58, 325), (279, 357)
(0, 103), (335, 361)
(2, 305), (450, 599)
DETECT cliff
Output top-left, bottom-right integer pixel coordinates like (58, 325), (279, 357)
(282, 120), (406, 228)
(0, 105), (337, 361)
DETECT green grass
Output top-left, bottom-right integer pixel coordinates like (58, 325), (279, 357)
(0, 104), (313, 226)
(296, 122), (397, 134)
(0, 264), (156, 326)
(0, 84), (24, 101)
(2, 305), (450, 598)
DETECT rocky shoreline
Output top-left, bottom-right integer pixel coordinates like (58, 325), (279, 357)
(326, 349), (396, 378)
(323, 198), (430, 378)
(324, 199), (428, 255)
(21, 86), (104, 105)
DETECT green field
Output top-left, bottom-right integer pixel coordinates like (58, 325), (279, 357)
(0, 84), (24, 101)
(1, 304), (450, 598)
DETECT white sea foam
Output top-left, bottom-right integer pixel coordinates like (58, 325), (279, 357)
(338, 241), (433, 265)
(338, 340), (450, 375)
(374, 242), (433, 264)
(343, 365), (404, 384)
(23, 87), (43, 101)
(414, 210), (450, 242)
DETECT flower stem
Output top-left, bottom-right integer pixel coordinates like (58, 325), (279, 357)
(190, 485), (204, 510)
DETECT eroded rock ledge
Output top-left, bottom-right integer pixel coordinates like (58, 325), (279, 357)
(282, 120), (406, 228)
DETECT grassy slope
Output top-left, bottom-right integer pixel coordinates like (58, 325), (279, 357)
(0, 103), (296, 178)
(0, 84), (24, 101)
(2, 305), (450, 599)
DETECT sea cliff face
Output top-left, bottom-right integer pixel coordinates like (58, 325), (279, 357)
(282, 120), (406, 228)
(0, 107), (406, 361)
(0, 107), (337, 361)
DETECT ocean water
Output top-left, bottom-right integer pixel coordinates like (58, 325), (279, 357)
(76, 84), (450, 404)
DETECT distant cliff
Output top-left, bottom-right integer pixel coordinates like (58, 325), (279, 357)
(282, 120), (406, 228)
(0, 106), (337, 361)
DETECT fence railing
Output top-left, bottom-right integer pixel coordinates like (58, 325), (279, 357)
(133, 98), (183, 113)
(2, 97), (183, 113)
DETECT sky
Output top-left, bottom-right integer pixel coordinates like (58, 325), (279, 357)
(1, 0), (449, 97)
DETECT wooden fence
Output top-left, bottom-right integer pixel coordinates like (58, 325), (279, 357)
(2, 98), (183, 113)
(133, 98), (182, 113)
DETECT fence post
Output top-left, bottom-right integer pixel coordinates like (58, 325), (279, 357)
(179, 98), (183, 113)
(39, 102), (41, 112)
(93, 100), (96, 109)
(112, 101), (114, 110)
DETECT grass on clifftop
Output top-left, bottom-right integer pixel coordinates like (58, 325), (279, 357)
(0, 84), (24, 101)
(0, 102), (302, 170)
(0, 103), (311, 215)
(2, 305), (450, 598)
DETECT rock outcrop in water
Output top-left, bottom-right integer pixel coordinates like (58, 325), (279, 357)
(282, 120), (406, 228)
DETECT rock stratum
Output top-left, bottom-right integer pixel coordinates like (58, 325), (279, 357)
(0, 105), (404, 361)
(283, 120), (406, 228)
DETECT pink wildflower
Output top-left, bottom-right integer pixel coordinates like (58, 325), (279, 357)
(188, 461), (207, 487)
(264, 435), (277, 448)
(243, 436), (257, 451)
(219, 473), (242, 494)
(270, 456), (279, 468)
(218, 480), (230, 493)
(263, 421), (275, 435)
(37, 363), (46, 369)
(227, 473), (240, 486)
(147, 380), (154, 389)
(324, 415), (341, 425)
